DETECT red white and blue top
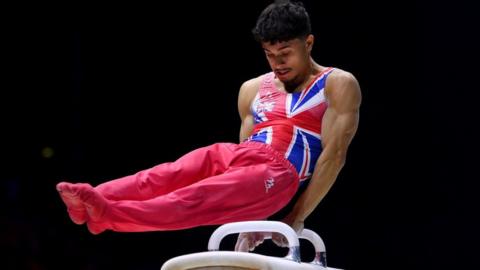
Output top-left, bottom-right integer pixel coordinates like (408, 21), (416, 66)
(247, 67), (335, 182)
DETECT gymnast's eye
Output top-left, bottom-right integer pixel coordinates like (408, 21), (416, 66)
(280, 50), (292, 57)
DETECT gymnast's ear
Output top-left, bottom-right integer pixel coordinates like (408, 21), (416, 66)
(305, 34), (314, 53)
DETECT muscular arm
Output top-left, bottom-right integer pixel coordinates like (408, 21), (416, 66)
(235, 77), (271, 252)
(282, 71), (361, 231)
(238, 78), (261, 142)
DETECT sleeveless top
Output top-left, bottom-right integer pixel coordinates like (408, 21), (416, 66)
(247, 68), (335, 182)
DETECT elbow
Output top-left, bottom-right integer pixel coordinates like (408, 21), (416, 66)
(331, 149), (347, 168)
(320, 142), (350, 169)
(335, 155), (346, 169)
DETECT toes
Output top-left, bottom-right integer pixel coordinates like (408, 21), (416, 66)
(56, 182), (108, 229)
(56, 182), (71, 192)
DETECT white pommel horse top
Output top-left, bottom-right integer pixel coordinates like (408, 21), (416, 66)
(161, 221), (342, 270)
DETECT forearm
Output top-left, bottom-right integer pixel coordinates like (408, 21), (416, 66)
(239, 123), (250, 142)
(290, 154), (345, 221)
(239, 115), (254, 143)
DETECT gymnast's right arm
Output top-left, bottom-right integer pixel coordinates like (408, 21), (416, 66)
(235, 77), (266, 252)
(238, 78), (260, 142)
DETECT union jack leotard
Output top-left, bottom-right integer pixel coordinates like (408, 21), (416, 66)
(248, 67), (335, 182)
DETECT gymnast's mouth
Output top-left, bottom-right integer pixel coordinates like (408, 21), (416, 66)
(275, 69), (291, 77)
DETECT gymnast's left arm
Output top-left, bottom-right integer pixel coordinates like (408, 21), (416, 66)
(275, 71), (362, 245)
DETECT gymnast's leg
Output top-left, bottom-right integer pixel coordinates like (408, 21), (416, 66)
(85, 160), (298, 234)
(56, 143), (235, 226)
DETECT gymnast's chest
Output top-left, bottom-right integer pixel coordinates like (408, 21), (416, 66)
(251, 91), (286, 120)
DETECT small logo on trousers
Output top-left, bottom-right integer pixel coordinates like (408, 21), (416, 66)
(265, 178), (275, 193)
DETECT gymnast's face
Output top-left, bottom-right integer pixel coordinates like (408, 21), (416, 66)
(262, 35), (314, 84)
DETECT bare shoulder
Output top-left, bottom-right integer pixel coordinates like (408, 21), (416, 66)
(238, 74), (266, 118)
(239, 74), (264, 98)
(325, 68), (360, 94)
(325, 68), (361, 103)
(325, 68), (362, 110)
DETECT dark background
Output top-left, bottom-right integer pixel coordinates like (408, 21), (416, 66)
(2, 0), (478, 269)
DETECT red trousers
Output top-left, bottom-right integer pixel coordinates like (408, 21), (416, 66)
(94, 141), (299, 232)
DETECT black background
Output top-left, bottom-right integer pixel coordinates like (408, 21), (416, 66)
(2, 0), (478, 269)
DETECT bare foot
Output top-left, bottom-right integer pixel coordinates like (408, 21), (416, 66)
(56, 182), (88, 225)
(57, 182), (110, 235)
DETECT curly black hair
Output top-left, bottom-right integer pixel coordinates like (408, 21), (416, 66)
(252, 1), (311, 44)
